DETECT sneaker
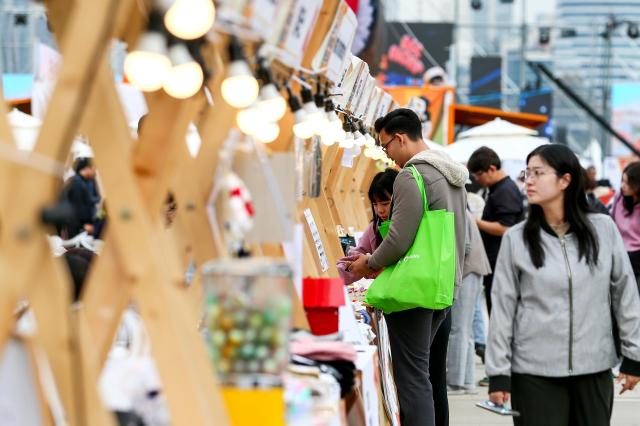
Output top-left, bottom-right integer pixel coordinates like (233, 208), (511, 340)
(478, 376), (490, 387)
(464, 386), (479, 395)
(447, 385), (466, 395)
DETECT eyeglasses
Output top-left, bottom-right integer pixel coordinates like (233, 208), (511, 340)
(523, 168), (555, 181)
(379, 134), (398, 153)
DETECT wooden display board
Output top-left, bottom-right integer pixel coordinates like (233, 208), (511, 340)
(0, 0), (391, 423)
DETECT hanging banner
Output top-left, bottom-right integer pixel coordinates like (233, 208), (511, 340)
(377, 22), (453, 86)
(470, 56), (502, 109)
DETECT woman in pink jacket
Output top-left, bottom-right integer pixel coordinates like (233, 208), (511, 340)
(611, 161), (640, 292)
(337, 168), (398, 284)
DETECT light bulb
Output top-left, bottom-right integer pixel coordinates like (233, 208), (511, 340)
(353, 130), (366, 147)
(364, 147), (375, 158)
(255, 122), (280, 143)
(321, 131), (336, 146)
(364, 133), (376, 148)
(303, 102), (324, 133)
(292, 110), (314, 139)
(293, 121), (315, 139)
(164, 0), (215, 40)
(334, 127), (346, 142)
(124, 32), (171, 92)
(236, 105), (265, 135)
(163, 44), (203, 99)
(340, 132), (355, 149)
(257, 84), (287, 122)
(221, 60), (259, 108)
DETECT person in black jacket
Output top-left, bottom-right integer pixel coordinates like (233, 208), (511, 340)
(62, 157), (97, 238)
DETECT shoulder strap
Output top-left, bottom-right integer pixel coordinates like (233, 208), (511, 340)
(408, 165), (428, 212)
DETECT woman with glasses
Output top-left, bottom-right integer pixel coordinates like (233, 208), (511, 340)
(486, 144), (640, 426)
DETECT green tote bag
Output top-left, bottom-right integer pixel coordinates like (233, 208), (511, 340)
(365, 165), (456, 313)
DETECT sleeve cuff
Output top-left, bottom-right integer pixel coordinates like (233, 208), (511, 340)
(367, 255), (381, 271)
(620, 357), (640, 377)
(489, 375), (511, 393)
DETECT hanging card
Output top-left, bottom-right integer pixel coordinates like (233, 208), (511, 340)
(355, 75), (377, 120)
(270, 0), (323, 68)
(303, 209), (329, 272)
(364, 87), (383, 128)
(311, 2), (358, 84)
(345, 60), (369, 114)
(334, 55), (359, 109)
(375, 93), (393, 121)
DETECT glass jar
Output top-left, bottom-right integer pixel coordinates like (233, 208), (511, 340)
(202, 258), (293, 387)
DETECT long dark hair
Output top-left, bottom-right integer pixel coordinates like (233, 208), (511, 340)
(369, 168), (398, 245)
(524, 145), (599, 268)
(622, 162), (640, 215)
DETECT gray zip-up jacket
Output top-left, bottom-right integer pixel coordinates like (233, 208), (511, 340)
(367, 149), (468, 294)
(486, 214), (640, 392)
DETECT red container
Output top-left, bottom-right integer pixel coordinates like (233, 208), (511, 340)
(303, 278), (346, 336)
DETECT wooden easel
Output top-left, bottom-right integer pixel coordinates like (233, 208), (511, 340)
(0, 0), (231, 424)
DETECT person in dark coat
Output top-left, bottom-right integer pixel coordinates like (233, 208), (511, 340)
(62, 157), (97, 238)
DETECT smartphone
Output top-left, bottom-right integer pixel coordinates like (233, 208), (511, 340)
(475, 400), (520, 417)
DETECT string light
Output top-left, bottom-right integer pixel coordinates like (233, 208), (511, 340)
(124, 14), (171, 92)
(287, 88), (315, 140)
(160, 0), (215, 40)
(221, 38), (259, 108)
(163, 42), (203, 98)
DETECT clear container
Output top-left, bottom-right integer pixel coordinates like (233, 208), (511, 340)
(202, 258), (293, 387)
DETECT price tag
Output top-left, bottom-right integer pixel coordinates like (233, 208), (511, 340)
(271, 0), (323, 68)
(312, 3), (358, 84)
(303, 208), (329, 272)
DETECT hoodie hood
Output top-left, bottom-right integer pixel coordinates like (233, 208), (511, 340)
(405, 149), (469, 188)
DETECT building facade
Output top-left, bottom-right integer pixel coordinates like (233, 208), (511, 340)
(552, 0), (640, 153)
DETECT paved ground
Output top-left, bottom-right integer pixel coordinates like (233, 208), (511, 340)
(449, 361), (640, 425)
(449, 295), (640, 425)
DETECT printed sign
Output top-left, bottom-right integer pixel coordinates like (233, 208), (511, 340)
(303, 208), (329, 272)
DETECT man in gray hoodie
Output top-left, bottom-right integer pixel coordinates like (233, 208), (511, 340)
(350, 108), (468, 426)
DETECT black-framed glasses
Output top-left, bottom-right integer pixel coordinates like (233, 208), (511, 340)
(380, 134), (398, 153)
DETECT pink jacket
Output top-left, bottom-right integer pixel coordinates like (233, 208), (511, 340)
(336, 222), (380, 285)
(611, 192), (640, 252)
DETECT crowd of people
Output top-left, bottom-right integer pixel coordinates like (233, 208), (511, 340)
(339, 108), (640, 426)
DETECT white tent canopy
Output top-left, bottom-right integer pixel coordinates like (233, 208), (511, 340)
(444, 118), (550, 164)
(8, 108), (41, 151)
(457, 117), (537, 139)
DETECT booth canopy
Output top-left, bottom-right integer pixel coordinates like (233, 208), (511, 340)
(444, 118), (550, 163)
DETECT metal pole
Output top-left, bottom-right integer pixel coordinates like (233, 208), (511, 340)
(601, 17), (614, 157)
(519, 0), (527, 92)
(531, 62), (640, 157)
(452, 0), (459, 90)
